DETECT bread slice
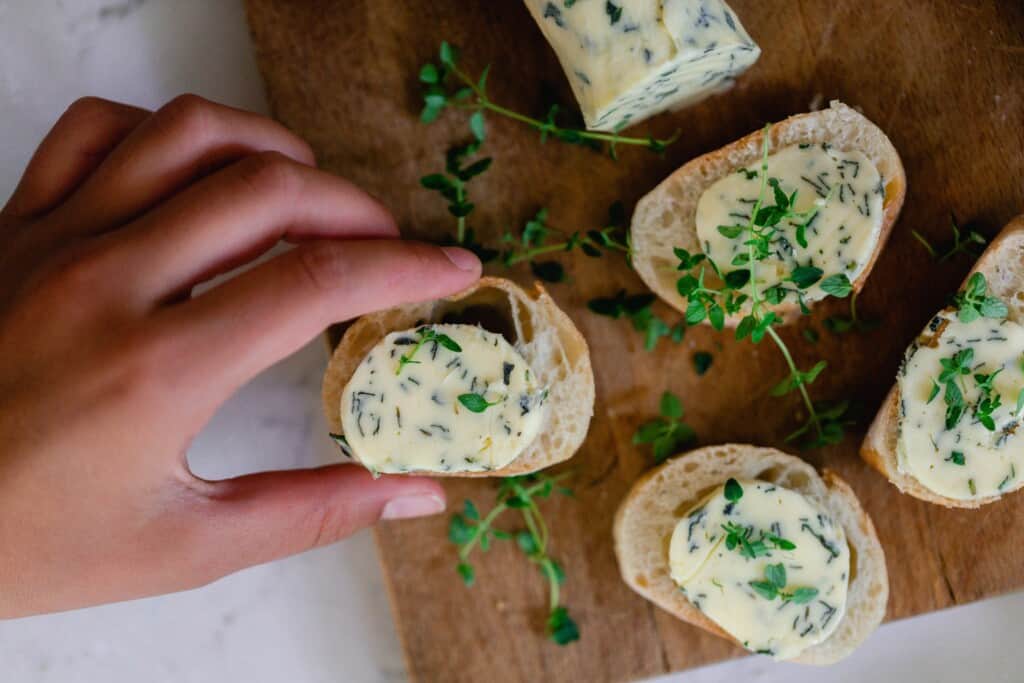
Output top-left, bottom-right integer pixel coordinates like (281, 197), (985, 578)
(630, 100), (906, 325)
(861, 214), (1024, 508)
(322, 276), (594, 477)
(613, 444), (888, 665)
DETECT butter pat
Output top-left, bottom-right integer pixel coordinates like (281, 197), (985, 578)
(669, 479), (849, 659)
(523, 0), (760, 132)
(897, 311), (1024, 500)
(696, 143), (884, 304)
(340, 324), (548, 474)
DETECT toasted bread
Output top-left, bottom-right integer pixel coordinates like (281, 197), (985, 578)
(322, 276), (594, 477)
(862, 214), (1024, 507)
(630, 100), (906, 325)
(613, 444), (888, 664)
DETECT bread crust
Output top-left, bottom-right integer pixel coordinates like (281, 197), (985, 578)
(321, 276), (595, 477)
(630, 100), (906, 326)
(613, 444), (888, 665)
(860, 214), (1024, 507)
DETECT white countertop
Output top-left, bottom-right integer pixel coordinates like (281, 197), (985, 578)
(0, 1), (1019, 681)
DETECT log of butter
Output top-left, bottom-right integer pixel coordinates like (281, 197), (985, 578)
(523, 0), (761, 131)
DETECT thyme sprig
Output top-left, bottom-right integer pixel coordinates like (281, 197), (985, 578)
(395, 327), (462, 375)
(672, 125), (854, 448)
(632, 391), (696, 462)
(912, 214), (987, 263)
(420, 42), (679, 159)
(749, 563), (818, 604)
(587, 290), (685, 351)
(449, 472), (579, 645)
(500, 203), (633, 282)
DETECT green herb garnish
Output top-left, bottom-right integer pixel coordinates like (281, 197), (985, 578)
(749, 563), (818, 604)
(458, 393), (502, 413)
(396, 327), (462, 375)
(420, 42), (679, 159)
(911, 214), (987, 263)
(449, 472), (579, 645)
(722, 523), (796, 560)
(672, 125), (854, 449)
(588, 289), (685, 351)
(632, 391), (697, 463)
(953, 273), (1008, 322)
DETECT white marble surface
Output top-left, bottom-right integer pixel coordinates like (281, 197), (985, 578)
(0, 1), (1020, 681)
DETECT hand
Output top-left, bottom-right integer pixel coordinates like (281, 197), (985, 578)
(0, 95), (481, 618)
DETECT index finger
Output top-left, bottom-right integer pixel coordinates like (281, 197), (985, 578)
(155, 239), (481, 409)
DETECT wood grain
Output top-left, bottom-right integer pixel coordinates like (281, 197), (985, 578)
(244, 1), (1024, 680)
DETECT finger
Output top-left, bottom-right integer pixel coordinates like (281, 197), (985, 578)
(2, 97), (149, 220)
(111, 152), (399, 303)
(192, 465), (445, 577)
(159, 240), (481, 403)
(43, 94), (315, 239)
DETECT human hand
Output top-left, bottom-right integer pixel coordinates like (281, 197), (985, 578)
(0, 95), (481, 618)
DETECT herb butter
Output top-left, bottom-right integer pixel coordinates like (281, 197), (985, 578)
(696, 143), (884, 303)
(669, 479), (849, 659)
(523, 0), (760, 132)
(897, 310), (1024, 500)
(340, 324), (548, 474)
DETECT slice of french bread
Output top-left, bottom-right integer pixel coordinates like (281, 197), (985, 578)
(321, 276), (594, 477)
(861, 214), (1024, 507)
(630, 100), (906, 324)
(613, 444), (888, 665)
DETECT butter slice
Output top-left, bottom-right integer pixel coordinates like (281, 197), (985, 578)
(696, 143), (884, 305)
(340, 324), (548, 474)
(669, 480), (849, 659)
(897, 311), (1024, 500)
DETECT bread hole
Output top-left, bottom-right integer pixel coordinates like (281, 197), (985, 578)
(683, 461), (699, 473)
(635, 574), (649, 588)
(759, 465), (810, 491)
(433, 287), (525, 344)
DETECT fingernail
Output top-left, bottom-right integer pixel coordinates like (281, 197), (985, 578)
(381, 494), (446, 520)
(441, 246), (480, 272)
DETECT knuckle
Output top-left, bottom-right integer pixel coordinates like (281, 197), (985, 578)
(307, 503), (355, 549)
(294, 241), (346, 295)
(61, 96), (114, 125)
(39, 242), (112, 292)
(154, 93), (216, 143)
(235, 151), (304, 199)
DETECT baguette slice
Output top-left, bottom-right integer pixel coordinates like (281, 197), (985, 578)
(862, 214), (1024, 508)
(322, 276), (594, 477)
(613, 444), (888, 665)
(630, 100), (906, 324)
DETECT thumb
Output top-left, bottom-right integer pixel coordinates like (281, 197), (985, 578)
(194, 464), (445, 576)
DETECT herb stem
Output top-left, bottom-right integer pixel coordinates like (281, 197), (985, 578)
(766, 325), (823, 440)
(449, 65), (673, 150)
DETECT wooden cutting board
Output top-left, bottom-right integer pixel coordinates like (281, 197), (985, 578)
(244, 2), (1024, 680)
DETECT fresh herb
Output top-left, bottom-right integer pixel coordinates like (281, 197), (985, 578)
(722, 522), (796, 560)
(749, 563), (818, 604)
(824, 291), (880, 335)
(672, 125), (854, 448)
(632, 391), (697, 462)
(420, 133), (491, 246)
(693, 351), (714, 375)
(587, 289), (685, 351)
(953, 273), (1008, 323)
(946, 451), (965, 466)
(724, 478), (743, 502)
(503, 204), (633, 269)
(458, 393), (502, 413)
(420, 42), (679, 159)
(973, 369), (1003, 431)
(936, 348), (973, 429)
(911, 214), (987, 263)
(449, 472), (579, 645)
(396, 327), (462, 375)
